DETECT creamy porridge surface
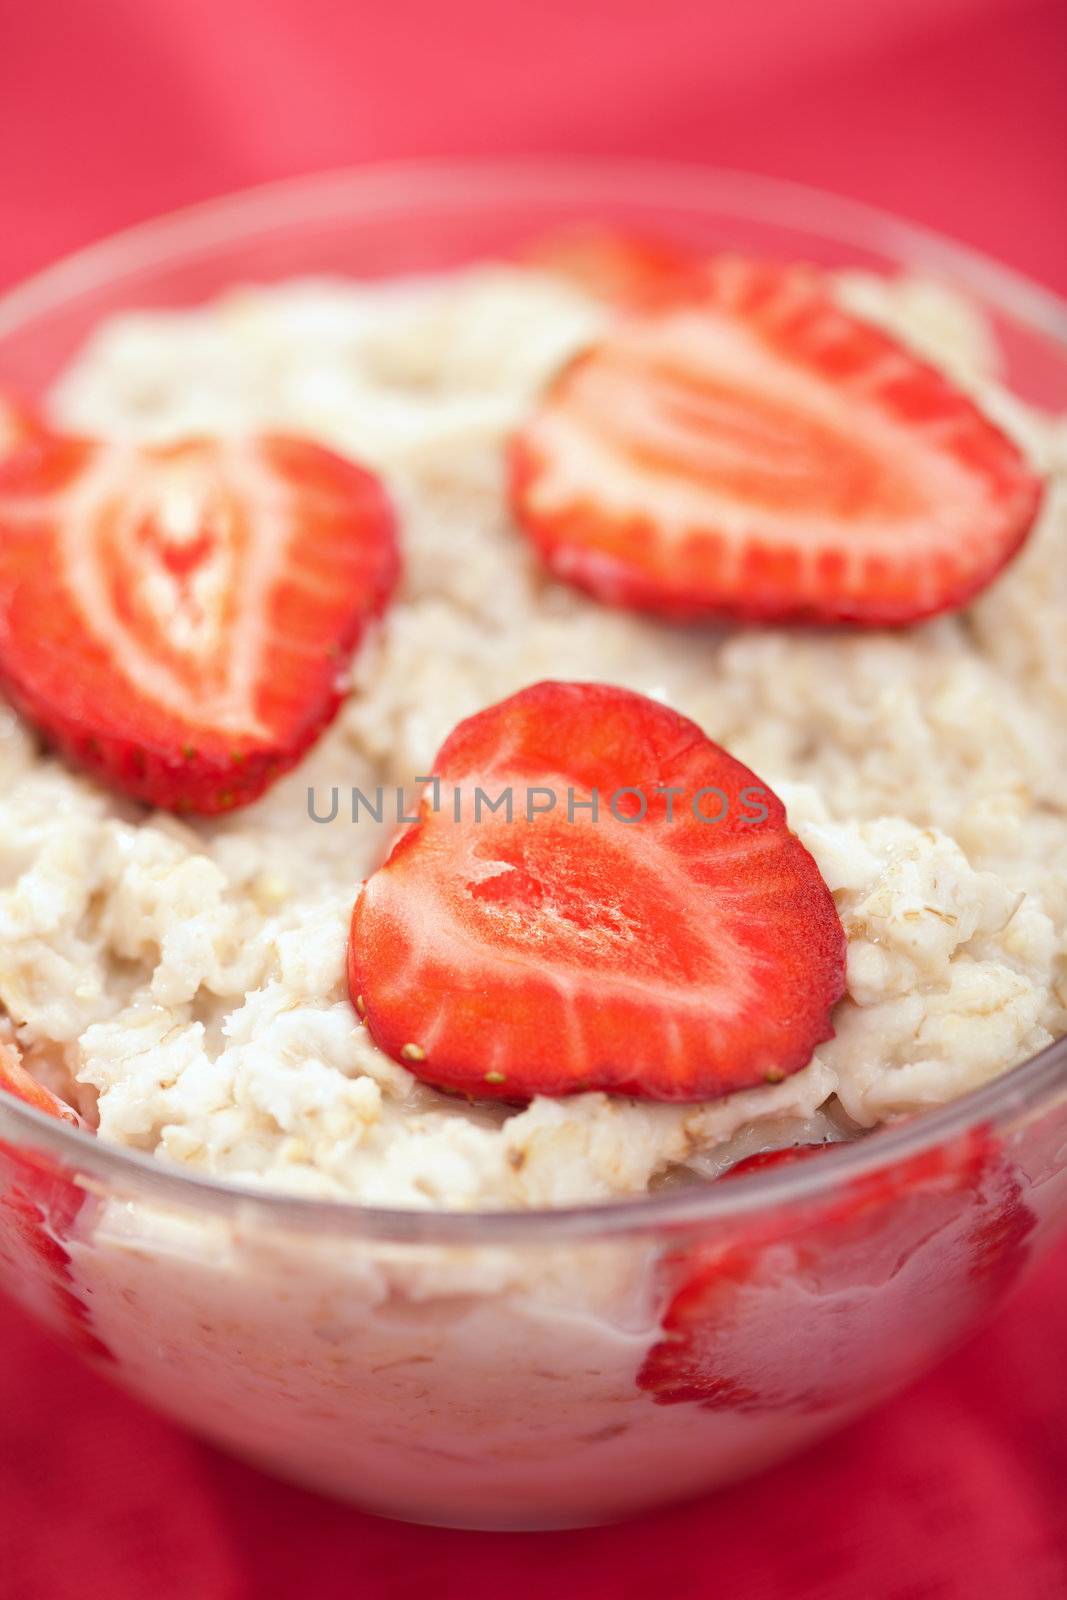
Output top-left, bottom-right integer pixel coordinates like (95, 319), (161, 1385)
(1, 264), (1065, 1208)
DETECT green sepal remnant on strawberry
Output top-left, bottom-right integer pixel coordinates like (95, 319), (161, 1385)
(512, 248), (1043, 627)
(637, 1130), (1034, 1415)
(0, 413), (400, 813)
(0, 1045), (115, 1363)
(349, 681), (846, 1103)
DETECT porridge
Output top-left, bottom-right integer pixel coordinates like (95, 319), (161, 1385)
(0, 258), (1062, 1204)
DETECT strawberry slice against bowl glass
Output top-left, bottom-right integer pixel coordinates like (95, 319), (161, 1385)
(637, 1132), (1034, 1416)
(510, 256), (1043, 626)
(0, 1044), (113, 1362)
(349, 681), (846, 1102)
(0, 427), (400, 813)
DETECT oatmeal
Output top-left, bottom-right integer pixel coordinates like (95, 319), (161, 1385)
(0, 263), (1063, 1207)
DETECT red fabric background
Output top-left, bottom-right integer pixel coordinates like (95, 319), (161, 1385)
(2, 0), (1066, 293)
(2, 2), (1067, 1595)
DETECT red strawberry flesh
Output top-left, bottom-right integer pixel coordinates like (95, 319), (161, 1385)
(0, 394), (42, 460)
(349, 681), (846, 1102)
(0, 425), (400, 813)
(524, 226), (711, 311)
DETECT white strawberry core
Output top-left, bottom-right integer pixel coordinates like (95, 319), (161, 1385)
(55, 440), (292, 738)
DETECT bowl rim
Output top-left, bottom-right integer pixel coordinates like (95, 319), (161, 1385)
(2, 157), (1067, 339)
(0, 154), (1065, 1245)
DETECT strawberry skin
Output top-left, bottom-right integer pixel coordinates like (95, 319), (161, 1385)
(349, 681), (846, 1103)
(0, 394), (42, 460)
(637, 1130), (1034, 1414)
(0, 428), (400, 813)
(511, 256), (1043, 626)
(720, 1144), (829, 1178)
(0, 1046), (81, 1127)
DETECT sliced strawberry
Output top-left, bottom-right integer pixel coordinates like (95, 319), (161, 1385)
(523, 226), (709, 311)
(0, 429), (400, 813)
(637, 1130), (1033, 1414)
(510, 256), (1043, 626)
(0, 1044), (113, 1362)
(349, 681), (846, 1102)
(0, 1045), (81, 1127)
(721, 1144), (829, 1178)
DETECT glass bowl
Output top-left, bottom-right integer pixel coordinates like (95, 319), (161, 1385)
(1, 159), (1066, 1531)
